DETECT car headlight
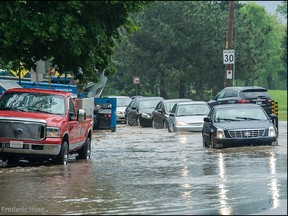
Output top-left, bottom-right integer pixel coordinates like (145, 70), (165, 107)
(116, 111), (123, 115)
(176, 121), (189, 126)
(268, 126), (276, 137)
(46, 127), (60, 138)
(141, 113), (151, 119)
(216, 128), (225, 139)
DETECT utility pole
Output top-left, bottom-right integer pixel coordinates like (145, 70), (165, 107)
(224, 0), (235, 87)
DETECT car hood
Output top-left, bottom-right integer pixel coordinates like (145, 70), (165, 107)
(140, 108), (154, 114)
(215, 120), (272, 130)
(176, 115), (206, 123)
(117, 106), (127, 112)
(0, 110), (66, 127)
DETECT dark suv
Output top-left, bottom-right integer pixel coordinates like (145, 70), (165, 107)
(207, 86), (273, 115)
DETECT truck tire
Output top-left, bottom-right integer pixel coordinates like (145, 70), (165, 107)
(53, 141), (69, 165)
(76, 136), (91, 160)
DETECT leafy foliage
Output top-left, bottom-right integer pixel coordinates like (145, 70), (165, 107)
(0, 1), (149, 83)
(104, 1), (286, 99)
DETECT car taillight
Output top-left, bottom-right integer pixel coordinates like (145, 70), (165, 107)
(237, 99), (250, 103)
(104, 114), (111, 118)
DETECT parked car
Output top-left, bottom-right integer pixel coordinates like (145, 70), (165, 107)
(202, 103), (278, 149)
(125, 96), (164, 127)
(168, 101), (210, 132)
(106, 96), (132, 123)
(207, 86), (273, 115)
(152, 98), (192, 129)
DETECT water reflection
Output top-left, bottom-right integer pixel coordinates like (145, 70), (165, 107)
(0, 123), (286, 215)
(217, 153), (232, 215)
(268, 152), (280, 209)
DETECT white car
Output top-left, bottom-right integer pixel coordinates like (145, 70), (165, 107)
(168, 101), (211, 132)
(107, 96), (132, 123)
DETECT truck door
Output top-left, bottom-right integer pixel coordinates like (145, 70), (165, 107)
(68, 97), (81, 150)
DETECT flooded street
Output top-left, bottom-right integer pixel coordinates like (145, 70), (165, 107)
(0, 121), (287, 215)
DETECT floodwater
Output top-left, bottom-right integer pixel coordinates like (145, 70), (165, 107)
(0, 121), (287, 215)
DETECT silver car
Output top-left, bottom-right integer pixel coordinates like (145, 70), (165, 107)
(168, 101), (211, 132)
(107, 96), (132, 123)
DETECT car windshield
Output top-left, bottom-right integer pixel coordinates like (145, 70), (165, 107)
(140, 100), (161, 109)
(214, 107), (268, 122)
(176, 104), (210, 116)
(117, 98), (131, 107)
(0, 92), (65, 115)
(165, 102), (177, 113)
(242, 90), (270, 99)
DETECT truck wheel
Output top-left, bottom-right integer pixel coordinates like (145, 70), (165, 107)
(76, 136), (91, 160)
(53, 141), (69, 165)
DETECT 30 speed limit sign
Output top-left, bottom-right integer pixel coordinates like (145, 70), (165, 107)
(223, 49), (235, 64)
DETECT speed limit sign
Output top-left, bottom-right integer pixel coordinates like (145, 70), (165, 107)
(223, 49), (235, 64)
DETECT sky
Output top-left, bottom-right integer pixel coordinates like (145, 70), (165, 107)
(241, 1), (286, 23)
(254, 1), (282, 14)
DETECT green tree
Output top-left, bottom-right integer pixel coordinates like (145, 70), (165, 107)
(235, 2), (286, 89)
(0, 1), (149, 83)
(110, 1), (229, 99)
(105, 1), (287, 99)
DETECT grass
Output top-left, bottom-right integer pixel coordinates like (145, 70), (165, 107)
(268, 90), (287, 121)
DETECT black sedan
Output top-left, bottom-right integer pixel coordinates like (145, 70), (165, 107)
(125, 96), (164, 127)
(202, 104), (278, 149)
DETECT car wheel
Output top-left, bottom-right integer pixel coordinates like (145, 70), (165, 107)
(163, 121), (167, 129)
(172, 124), (176, 133)
(126, 116), (132, 126)
(137, 117), (141, 126)
(76, 136), (91, 160)
(53, 140), (69, 165)
(168, 123), (172, 133)
(210, 136), (215, 149)
(202, 134), (207, 148)
(152, 119), (156, 128)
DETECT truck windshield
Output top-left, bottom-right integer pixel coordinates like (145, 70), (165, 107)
(0, 92), (65, 115)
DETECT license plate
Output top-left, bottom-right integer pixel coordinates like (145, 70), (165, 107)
(256, 101), (262, 105)
(10, 141), (24, 148)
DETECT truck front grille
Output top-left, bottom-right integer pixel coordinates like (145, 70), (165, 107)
(0, 119), (46, 141)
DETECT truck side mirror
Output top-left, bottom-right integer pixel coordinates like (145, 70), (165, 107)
(78, 109), (86, 122)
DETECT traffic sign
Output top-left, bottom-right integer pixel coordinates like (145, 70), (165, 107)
(227, 70), (233, 79)
(133, 77), (140, 84)
(223, 49), (235, 64)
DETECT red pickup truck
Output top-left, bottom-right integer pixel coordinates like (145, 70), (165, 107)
(0, 87), (93, 165)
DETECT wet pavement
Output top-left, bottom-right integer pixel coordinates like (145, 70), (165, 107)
(0, 121), (287, 215)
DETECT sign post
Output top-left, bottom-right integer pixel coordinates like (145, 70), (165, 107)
(133, 77), (140, 95)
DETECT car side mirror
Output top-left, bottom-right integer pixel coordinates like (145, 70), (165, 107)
(169, 113), (175, 117)
(204, 117), (212, 122)
(269, 113), (277, 120)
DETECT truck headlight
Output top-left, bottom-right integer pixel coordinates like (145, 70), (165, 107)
(216, 128), (225, 139)
(268, 126), (276, 137)
(46, 127), (60, 138)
